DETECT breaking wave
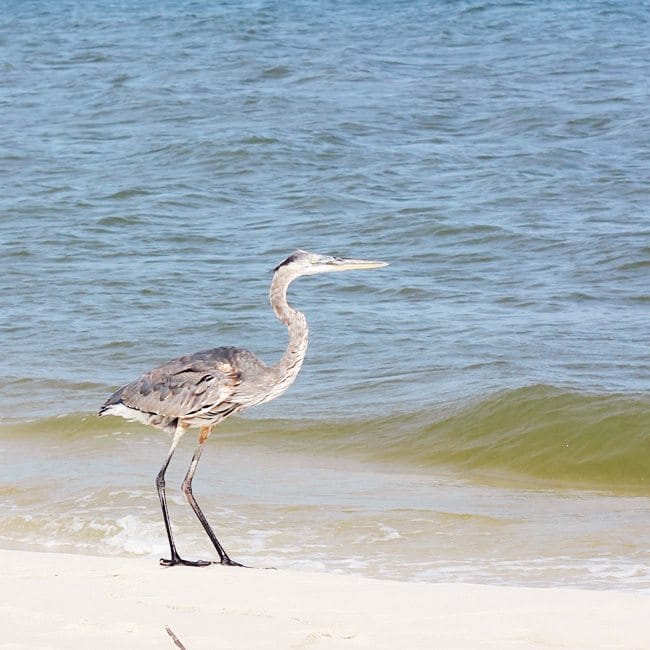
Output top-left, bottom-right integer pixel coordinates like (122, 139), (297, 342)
(3, 385), (649, 492)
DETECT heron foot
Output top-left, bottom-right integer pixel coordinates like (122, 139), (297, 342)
(218, 556), (247, 568)
(160, 556), (211, 567)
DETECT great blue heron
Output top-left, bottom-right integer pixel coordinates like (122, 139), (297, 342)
(99, 250), (388, 567)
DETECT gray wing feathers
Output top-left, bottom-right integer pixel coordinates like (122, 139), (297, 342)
(107, 348), (246, 420)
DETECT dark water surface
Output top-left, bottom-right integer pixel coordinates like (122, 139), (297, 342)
(1, 1), (649, 588)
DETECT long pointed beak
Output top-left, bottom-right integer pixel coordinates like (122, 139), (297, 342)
(330, 257), (389, 271)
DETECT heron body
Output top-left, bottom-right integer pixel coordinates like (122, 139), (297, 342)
(99, 250), (387, 567)
(101, 347), (274, 430)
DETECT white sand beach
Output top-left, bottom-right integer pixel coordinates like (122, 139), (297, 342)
(0, 550), (648, 649)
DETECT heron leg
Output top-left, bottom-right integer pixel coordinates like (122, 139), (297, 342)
(156, 424), (209, 568)
(181, 427), (244, 567)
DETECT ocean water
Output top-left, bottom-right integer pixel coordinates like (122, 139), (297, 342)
(1, 1), (649, 590)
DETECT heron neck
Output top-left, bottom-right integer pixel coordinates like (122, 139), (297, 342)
(269, 268), (309, 387)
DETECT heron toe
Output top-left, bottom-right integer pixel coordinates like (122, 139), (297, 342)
(160, 557), (211, 567)
(221, 558), (246, 567)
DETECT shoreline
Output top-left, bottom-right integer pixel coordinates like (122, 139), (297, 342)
(1, 550), (648, 649)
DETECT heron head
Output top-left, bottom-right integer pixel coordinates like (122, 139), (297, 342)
(273, 250), (388, 276)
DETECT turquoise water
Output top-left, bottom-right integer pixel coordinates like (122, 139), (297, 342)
(1, 1), (649, 588)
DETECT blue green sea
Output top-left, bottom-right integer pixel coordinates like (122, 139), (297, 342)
(1, 1), (649, 589)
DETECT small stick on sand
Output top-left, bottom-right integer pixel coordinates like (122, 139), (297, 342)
(165, 626), (187, 650)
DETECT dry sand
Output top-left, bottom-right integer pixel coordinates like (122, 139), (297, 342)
(0, 550), (648, 649)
